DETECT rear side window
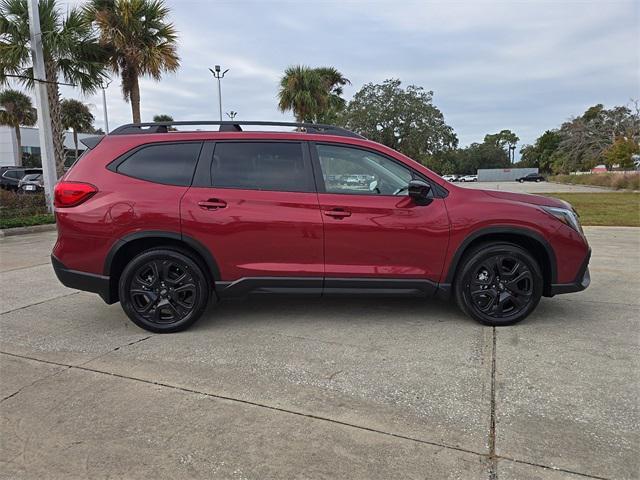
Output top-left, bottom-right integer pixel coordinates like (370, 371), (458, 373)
(116, 142), (202, 186)
(211, 142), (313, 192)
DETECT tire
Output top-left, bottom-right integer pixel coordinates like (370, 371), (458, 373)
(119, 248), (211, 333)
(454, 243), (543, 326)
(519, 179), (525, 183)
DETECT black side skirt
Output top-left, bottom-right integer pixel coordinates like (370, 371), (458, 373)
(216, 277), (438, 299)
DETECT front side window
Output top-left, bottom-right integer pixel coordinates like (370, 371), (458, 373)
(116, 142), (202, 186)
(211, 142), (313, 192)
(316, 144), (413, 195)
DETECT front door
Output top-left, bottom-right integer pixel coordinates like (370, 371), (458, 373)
(312, 143), (450, 288)
(181, 141), (324, 291)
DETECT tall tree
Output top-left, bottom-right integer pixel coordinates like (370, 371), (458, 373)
(314, 66), (350, 124)
(60, 98), (94, 162)
(340, 79), (458, 161)
(0, 88), (36, 166)
(85, 0), (180, 123)
(0, 0), (108, 176)
(278, 65), (326, 124)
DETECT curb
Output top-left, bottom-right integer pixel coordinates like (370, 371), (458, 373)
(0, 223), (57, 238)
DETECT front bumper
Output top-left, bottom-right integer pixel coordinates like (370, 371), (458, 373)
(549, 249), (591, 296)
(51, 255), (114, 303)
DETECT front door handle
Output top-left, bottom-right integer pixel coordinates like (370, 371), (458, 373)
(198, 199), (227, 210)
(323, 208), (351, 218)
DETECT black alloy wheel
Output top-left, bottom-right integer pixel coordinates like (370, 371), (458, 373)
(455, 243), (543, 326)
(119, 248), (210, 333)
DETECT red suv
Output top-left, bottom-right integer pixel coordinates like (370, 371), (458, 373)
(52, 121), (590, 333)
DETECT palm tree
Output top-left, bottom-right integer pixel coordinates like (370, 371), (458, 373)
(0, 0), (108, 177)
(278, 66), (326, 124)
(0, 89), (36, 166)
(84, 0), (180, 124)
(314, 67), (350, 124)
(60, 98), (94, 162)
(278, 65), (349, 124)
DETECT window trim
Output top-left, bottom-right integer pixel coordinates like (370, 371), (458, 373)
(309, 141), (447, 198)
(106, 141), (204, 187)
(204, 139), (316, 194)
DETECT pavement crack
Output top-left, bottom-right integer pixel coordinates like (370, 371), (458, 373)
(77, 335), (153, 367)
(1, 365), (71, 403)
(489, 326), (498, 480)
(498, 456), (612, 480)
(0, 350), (617, 480)
(0, 350), (481, 458)
(0, 291), (81, 316)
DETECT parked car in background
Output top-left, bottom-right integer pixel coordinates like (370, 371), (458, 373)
(0, 167), (42, 191)
(18, 173), (44, 193)
(458, 174), (477, 182)
(442, 174), (459, 182)
(516, 173), (546, 183)
(52, 120), (590, 333)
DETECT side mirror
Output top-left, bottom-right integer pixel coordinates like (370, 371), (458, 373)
(408, 180), (432, 205)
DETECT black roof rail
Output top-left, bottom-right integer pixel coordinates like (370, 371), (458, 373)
(109, 121), (365, 139)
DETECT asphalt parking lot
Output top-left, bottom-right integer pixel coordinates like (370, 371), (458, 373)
(456, 180), (614, 193)
(1, 225), (639, 479)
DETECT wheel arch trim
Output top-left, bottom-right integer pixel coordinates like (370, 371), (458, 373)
(444, 226), (557, 285)
(104, 230), (221, 281)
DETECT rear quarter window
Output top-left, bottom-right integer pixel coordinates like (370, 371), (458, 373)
(113, 142), (203, 186)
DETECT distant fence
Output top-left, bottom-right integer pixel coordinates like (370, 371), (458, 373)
(477, 168), (538, 182)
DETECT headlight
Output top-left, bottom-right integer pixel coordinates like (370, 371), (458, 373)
(542, 206), (583, 234)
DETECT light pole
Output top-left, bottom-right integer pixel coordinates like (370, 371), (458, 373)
(509, 145), (516, 164)
(209, 65), (229, 121)
(100, 79), (112, 133)
(27, 0), (56, 212)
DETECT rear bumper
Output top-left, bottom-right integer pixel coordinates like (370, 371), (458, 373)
(549, 249), (591, 296)
(51, 255), (114, 303)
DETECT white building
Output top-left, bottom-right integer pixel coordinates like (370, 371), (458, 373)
(0, 125), (97, 168)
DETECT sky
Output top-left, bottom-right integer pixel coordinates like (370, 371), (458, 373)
(38, 0), (640, 151)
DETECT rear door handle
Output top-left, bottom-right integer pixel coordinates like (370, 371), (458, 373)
(323, 208), (351, 218)
(198, 199), (227, 210)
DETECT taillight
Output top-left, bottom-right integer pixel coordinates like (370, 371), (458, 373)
(54, 181), (98, 208)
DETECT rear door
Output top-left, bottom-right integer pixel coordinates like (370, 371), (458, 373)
(312, 142), (450, 287)
(181, 140), (324, 286)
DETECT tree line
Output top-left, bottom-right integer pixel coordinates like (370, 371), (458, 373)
(278, 66), (640, 174)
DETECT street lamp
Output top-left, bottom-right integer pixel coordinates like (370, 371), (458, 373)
(100, 78), (112, 133)
(226, 111), (238, 120)
(209, 65), (229, 121)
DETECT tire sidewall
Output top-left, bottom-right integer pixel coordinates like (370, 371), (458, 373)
(119, 248), (210, 333)
(454, 243), (543, 326)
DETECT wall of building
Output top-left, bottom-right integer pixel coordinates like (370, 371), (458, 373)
(0, 126), (95, 167)
(477, 167), (539, 182)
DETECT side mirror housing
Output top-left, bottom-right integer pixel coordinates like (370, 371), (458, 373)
(408, 180), (432, 206)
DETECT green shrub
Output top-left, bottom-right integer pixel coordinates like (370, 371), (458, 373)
(0, 190), (54, 229)
(550, 173), (640, 190)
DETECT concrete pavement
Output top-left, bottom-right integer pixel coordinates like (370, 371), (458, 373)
(0, 228), (638, 479)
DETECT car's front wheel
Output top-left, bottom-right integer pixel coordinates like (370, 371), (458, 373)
(454, 243), (543, 326)
(119, 248), (210, 333)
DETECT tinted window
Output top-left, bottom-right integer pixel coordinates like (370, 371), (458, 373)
(116, 142), (202, 186)
(316, 144), (413, 195)
(211, 142), (313, 192)
(4, 170), (22, 179)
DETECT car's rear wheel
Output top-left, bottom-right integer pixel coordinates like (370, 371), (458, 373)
(119, 248), (210, 333)
(454, 243), (543, 326)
